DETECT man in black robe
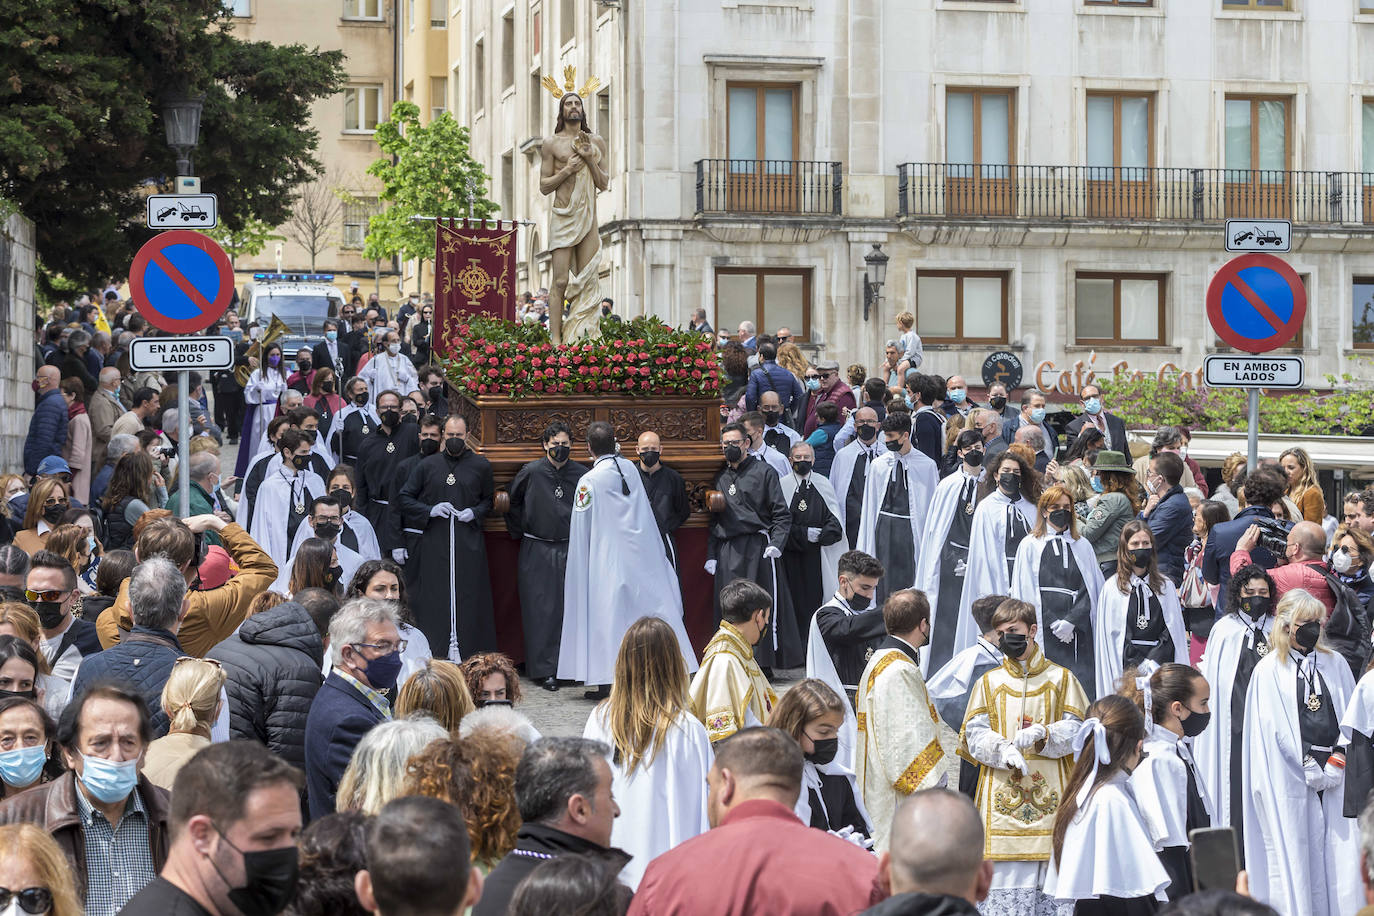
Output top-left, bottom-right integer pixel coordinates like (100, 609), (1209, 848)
(397, 414), (496, 659)
(781, 442), (844, 633)
(505, 420), (588, 692)
(333, 377), (378, 466)
(813, 549), (885, 698)
(636, 430), (689, 570)
(384, 415), (442, 568)
(356, 389), (419, 534)
(707, 421), (800, 670)
(827, 406), (881, 550)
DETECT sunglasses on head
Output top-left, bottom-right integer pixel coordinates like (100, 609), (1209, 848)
(0, 887), (51, 915)
(23, 589), (65, 603)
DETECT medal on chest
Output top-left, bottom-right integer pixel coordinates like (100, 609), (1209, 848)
(798, 498), (807, 512)
(361, 425), (370, 435)
(1306, 692), (1323, 712)
(555, 484), (564, 499)
(446, 472), (456, 486)
(1135, 598), (1151, 631)
(965, 501), (974, 515)
(293, 494), (305, 515)
(386, 441), (395, 453)
(728, 483), (737, 496)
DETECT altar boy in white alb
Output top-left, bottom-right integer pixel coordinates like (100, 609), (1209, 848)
(559, 422), (697, 691)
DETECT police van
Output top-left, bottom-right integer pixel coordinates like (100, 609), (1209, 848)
(243, 273), (347, 355)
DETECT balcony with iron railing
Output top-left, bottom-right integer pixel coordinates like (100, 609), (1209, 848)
(695, 159), (843, 217)
(897, 163), (1374, 227)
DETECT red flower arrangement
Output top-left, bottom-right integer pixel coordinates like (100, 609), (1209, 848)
(438, 313), (721, 401)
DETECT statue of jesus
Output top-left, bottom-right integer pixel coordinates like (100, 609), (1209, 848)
(540, 76), (609, 345)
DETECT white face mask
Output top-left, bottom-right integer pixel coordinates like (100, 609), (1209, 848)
(1179, 446), (1189, 460)
(387, 342), (401, 356)
(1332, 548), (1355, 574)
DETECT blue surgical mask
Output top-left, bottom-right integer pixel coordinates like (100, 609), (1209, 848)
(0, 745), (46, 788)
(87, 535), (97, 554)
(904, 393), (914, 410)
(948, 388), (966, 404)
(1083, 397), (1102, 415)
(805, 378), (820, 392)
(78, 752), (139, 804)
(1030, 407), (1046, 424)
(325, 330), (338, 342)
(1091, 475), (1104, 494)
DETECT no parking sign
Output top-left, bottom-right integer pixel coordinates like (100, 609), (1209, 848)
(1205, 253), (1307, 354)
(128, 229), (235, 334)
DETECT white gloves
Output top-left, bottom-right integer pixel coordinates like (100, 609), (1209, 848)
(763, 545), (782, 560)
(455, 508), (475, 523)
(1049, 619), (1076, 643)
(1000, 744), (1027, 775)
(1304, 758), (1325, 790)
(1323, 758), (1346, 791)
(704, 559), (718, 576)
(429, 502), (457, 518)
(828, 825), (874, 850)
(1013, 723), (1047, 750)
(806, 527), (822, 543)
(391, 548), (408, 564)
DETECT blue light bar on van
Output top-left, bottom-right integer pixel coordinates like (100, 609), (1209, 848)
(252, 273), (336, 282)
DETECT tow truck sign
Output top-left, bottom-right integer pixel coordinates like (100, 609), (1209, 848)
(146, 193), (219, 230)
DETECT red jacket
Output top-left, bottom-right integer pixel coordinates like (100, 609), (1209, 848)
(630, 799), (884, 916)
(1229, 548), (1335, 611)
(803, 383), (858, 436)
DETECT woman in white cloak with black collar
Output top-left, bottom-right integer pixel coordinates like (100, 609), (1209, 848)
(1241, 588), (1361, 916)
(1094, 521), (1189, 700)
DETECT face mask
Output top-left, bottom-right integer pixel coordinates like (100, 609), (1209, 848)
(1332, 548), (1355, 574)
(1083, 397), (1102, 415)
(761, 410), (782, 425)
(313, 520), (341, 541)
(400, 413), (418, 425)
(1180, 709), (1211, 738)
(380, 409), (401, 429)
(947, 389), (966, 404)
(998, 631), (1029, 658)
(843, 587), (871, 612)
(291, 454), (311, 471)
(301, 428), (318, 443)
(964, 448), (985, 468)
(324, 564), (344, 586)
(1130, 547), (1154, 569)
(1048, 508), (1073, 530)
(353, 392), (369, 407)
(903, 393), (916, 411)
(296, 361), (311, 373)
(1294, 620), (1321, 653)
(998, 472), (1020, 495)
(639, 450), (660, 468)
(1030, 407), (1046, 424)
(267, 354), (281, 367)
(322, 381), (335, 393)
(87, 536), (98, 554)
(856, 425), (878, 444)
(792, 460), (813, 477)
(1238, 594), (1271, 621)
(989, 396), (1007, 411)
(387, 343), (402, 356)
(548, 444), (571, 463)
(214, 830), (300, 916)
(42, 503), (66, 524)
(1178, 446), (1189, 460)
(805, 378), (820, 392)
(419, 438), (440, 457)
(29, 600), (65, 630)
(78, 753), (139, 804)
(884, 438), (904, 453)
(481, 698), (514, 708)
(723, 443), (743, 463)
(444, 437), (466, 457)
(329, 489), (353, 511)
(1090, 475), (1104, 494)
(805, 737), (839, 767)
(360, 649), (403, 690)
(0, 745), (45, 788)
(325, 330), (338, 342)
(428, 384), (444, 401)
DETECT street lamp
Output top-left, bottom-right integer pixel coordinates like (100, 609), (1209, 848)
(163, 92), (206, 177)
(862, 242), (889, 322)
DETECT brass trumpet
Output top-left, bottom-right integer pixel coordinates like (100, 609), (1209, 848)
(234, 314), (291, 387)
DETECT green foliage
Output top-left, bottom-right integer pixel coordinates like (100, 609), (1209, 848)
(213, 218), (281, 266)
(364, 102), (498, 265)
(0, 0), (344, 292)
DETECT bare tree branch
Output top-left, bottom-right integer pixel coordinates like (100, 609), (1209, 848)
(283, 171), (344, 271)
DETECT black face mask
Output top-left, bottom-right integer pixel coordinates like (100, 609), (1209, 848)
(805, 737), (839, 766)
(444, 437), (466, 457)
(998, 631), (1029, 658)
(429, 384), (444, 401)
(1238, 594), (1271, 621)
(419, 438), (440, 457)
(884, 438), (904, 452)
(793, 460), (813, 476)
(329, 488), (353, 510)
(998, 473), (1020, 495)
(353, 392), (369, 407)
(844, 587), (871, 612)
(324, 564), (344, 586)
(989, 396), (1007, 411)
(313, 520), (341, 541)
(322, 381), (335, 393)
(1180, 709), (1211, 738)
(1294, 620), (1321, 653)
(856, 425), (878, 443)
(0, 688), (37, 702)
(400, 413), (418, 425)
(297, 361), (312, 374)
(723, 443), (743, 463)
(213, 830), (300, 916)
(380, 409), (401, 429)
(639, 450), (660, 468)
(301, 428), (318, 443)
(761, 410), (782, 425)
(548, 444), (571, 463)
(480, 698), (513, 708)
(1130, 547), (1154, 569)
(29, 599), (64, 630)
(42, 503), (66, 524)
(1048, 508), (1073, 530)
(291, 454), (311, 471)
(964, 448), (985, 467)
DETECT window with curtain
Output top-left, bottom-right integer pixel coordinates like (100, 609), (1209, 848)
(946, 90), (1012, 178)
(1084, 0), (1153, 5)
(1222, 0), (1289, 9)
(1363, 101), (1374, 174)
(431, 0), (446, 27)
(915, 271), (1008, 344)
(342, 197), (378, 249)
(1086, 93), (1151, 179)
(430, 77), (447, 121)
(727, 84), (797, 173)
(502, 13), (515, 89)
(560, 0), (574, 45)
(225, 0), (251, 16)
(343, 86), (382, 131)
(715, 269), (811, 341)
(1074, 272), (1165, 345)
(1354, 277), (1374, 348)
(342, 0), (381, 17)
(532, 9), (542, 55)
(474, 40), (485, 112)
(1225, 96), (1289, 179)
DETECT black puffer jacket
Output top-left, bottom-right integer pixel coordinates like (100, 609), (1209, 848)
(207, 602), (325, 770)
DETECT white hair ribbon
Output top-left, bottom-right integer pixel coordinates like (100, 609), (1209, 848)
(1071, 716), (1111, 807)
(1135, 659), (1161, 728)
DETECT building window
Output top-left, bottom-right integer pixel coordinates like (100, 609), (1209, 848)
(1074, 272), (1165, 345)
(597, 90), (610, 146)
(1364, 0), (1374, 10)
(1221, 0), (1289, 9)
(342, 197), (379, 250)
(715, 268), (811, 342)
(430, 0), (446, 26)
(560, 0), (575, 45)
(915, 271), (1008, 345)
(408, 0), (415, 29)
(1084, 0), (1152, 5)
(225, 0), (251, 16)
(343, 85), (382, 132)
(532, 8), (542, 55)
(1224, 95), (1291, 218)
(945, 88), (1014, 215)
(727, 83), (797, 164)
(343, 0), (381, 18)
(474, 39), (485, 112)
(431, 77), (447, 120)
(502, 12), (515, 90)
(1086, 93), (1151, 173)
(1363, 100), (1374, 172)
(501, 152), (515, 216)
(530, 71), (543, 132)
(1355, 278), (1374, 349)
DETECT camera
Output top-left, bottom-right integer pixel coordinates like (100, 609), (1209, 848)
(1252, 517), (1292, 557)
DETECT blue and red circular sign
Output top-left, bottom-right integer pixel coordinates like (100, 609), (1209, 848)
(1205, 253), (1307, 354)
(128, 230), (235, 334)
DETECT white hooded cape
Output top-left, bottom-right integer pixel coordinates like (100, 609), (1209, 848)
(953, 491), (1035, 655)
(1093, 574), (1189, 699)
(827, 440), (880, 544)
(855, 448), (939, 592)
(916, 468), (983, 670)
(780, 471), (844, 603)
(1130, 722), (1213, 851)
(1043, 773), (1171, 903)
(248, 467), (327, 572)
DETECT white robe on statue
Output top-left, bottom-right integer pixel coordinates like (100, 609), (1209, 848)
(583, 705), (713, 890)
(954, 491), (1035, 656)
(249, 467), (327, 573)
(856, 448), (939, 595)
(1043, 772), (1171, 904)
(559, 454), (697, 685)
(1193, 611), (1273, 828)
(1093, 575), (1189, 699)
(828, 440), (880, 547)
(1241, 648), (1360, 916)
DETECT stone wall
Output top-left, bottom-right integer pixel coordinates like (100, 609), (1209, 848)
(0, 214), (36, 472)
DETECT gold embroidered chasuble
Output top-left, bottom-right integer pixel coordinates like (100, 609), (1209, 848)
(689, 621), (777, 742)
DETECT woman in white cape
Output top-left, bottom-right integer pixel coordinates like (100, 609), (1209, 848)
(1093, 522), (1189, 700)
(583, 616), (712, 890)
(1241, 589), (1361, 916)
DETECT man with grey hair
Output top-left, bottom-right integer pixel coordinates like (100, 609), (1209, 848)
(91, 432), (137, 505)
(88, 366), (124, 473)
(859, 789), (992, 914)
(304, 597), (403, 819)
(1013, 424), (1050, 473)
(70, 556), (190, 737)
(61, 328), (98, 395)
(0, 545), (28, 602)
(474, 737), (626, 916)
(165, 450), (222, 528)
(1133, 424), (1197, 491)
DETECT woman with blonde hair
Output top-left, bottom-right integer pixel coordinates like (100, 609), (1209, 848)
(395, 659), (475, 732)
(142, 658), (226, 791)
(1094, 521), (1190, 699)
(1011, 485), (1106, 699)
(582, 616), (712, 889)
(0, 823), (82, 916)
(775, 341), (808, 383)
(1280, 446), (1326, 524)
(335, 715), (448, 815)
(403, 728), (525, 870)
(41, 525), (94, 598)
(13, 478), (70, 556)
(0, 606), (65, 722)
(1241, 589), (1360, 915)
(767, 678), (870, 839)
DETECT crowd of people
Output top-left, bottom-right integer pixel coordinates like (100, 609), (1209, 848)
(4, 291), (1374, 916)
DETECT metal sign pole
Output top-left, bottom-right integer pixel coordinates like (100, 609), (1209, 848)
(178, 369), (191, 517)
(1247, 387), (1260, 472)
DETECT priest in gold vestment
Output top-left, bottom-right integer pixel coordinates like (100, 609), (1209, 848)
(959, 598), (1087, 916)
(689, 579), (778, 743)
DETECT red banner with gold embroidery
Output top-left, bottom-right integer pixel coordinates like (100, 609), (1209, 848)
(434, 219), (518, 356)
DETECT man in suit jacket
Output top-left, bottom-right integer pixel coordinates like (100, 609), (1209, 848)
(1201, 466), (1288, 601)
(1003, 390), (1059, 466)
(313, 318), (354, 380)
(1063, 382), (1129, 454)
(303, 598), (403, 820)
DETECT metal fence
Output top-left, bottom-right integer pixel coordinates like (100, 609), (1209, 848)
(695, 159), (843, 216)
(897, 162), (1374, 225)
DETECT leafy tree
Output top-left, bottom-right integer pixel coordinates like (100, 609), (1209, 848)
(0, 0), (345, 293)
(213, 218), (282, 268)
(364, 102), (498, 268)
